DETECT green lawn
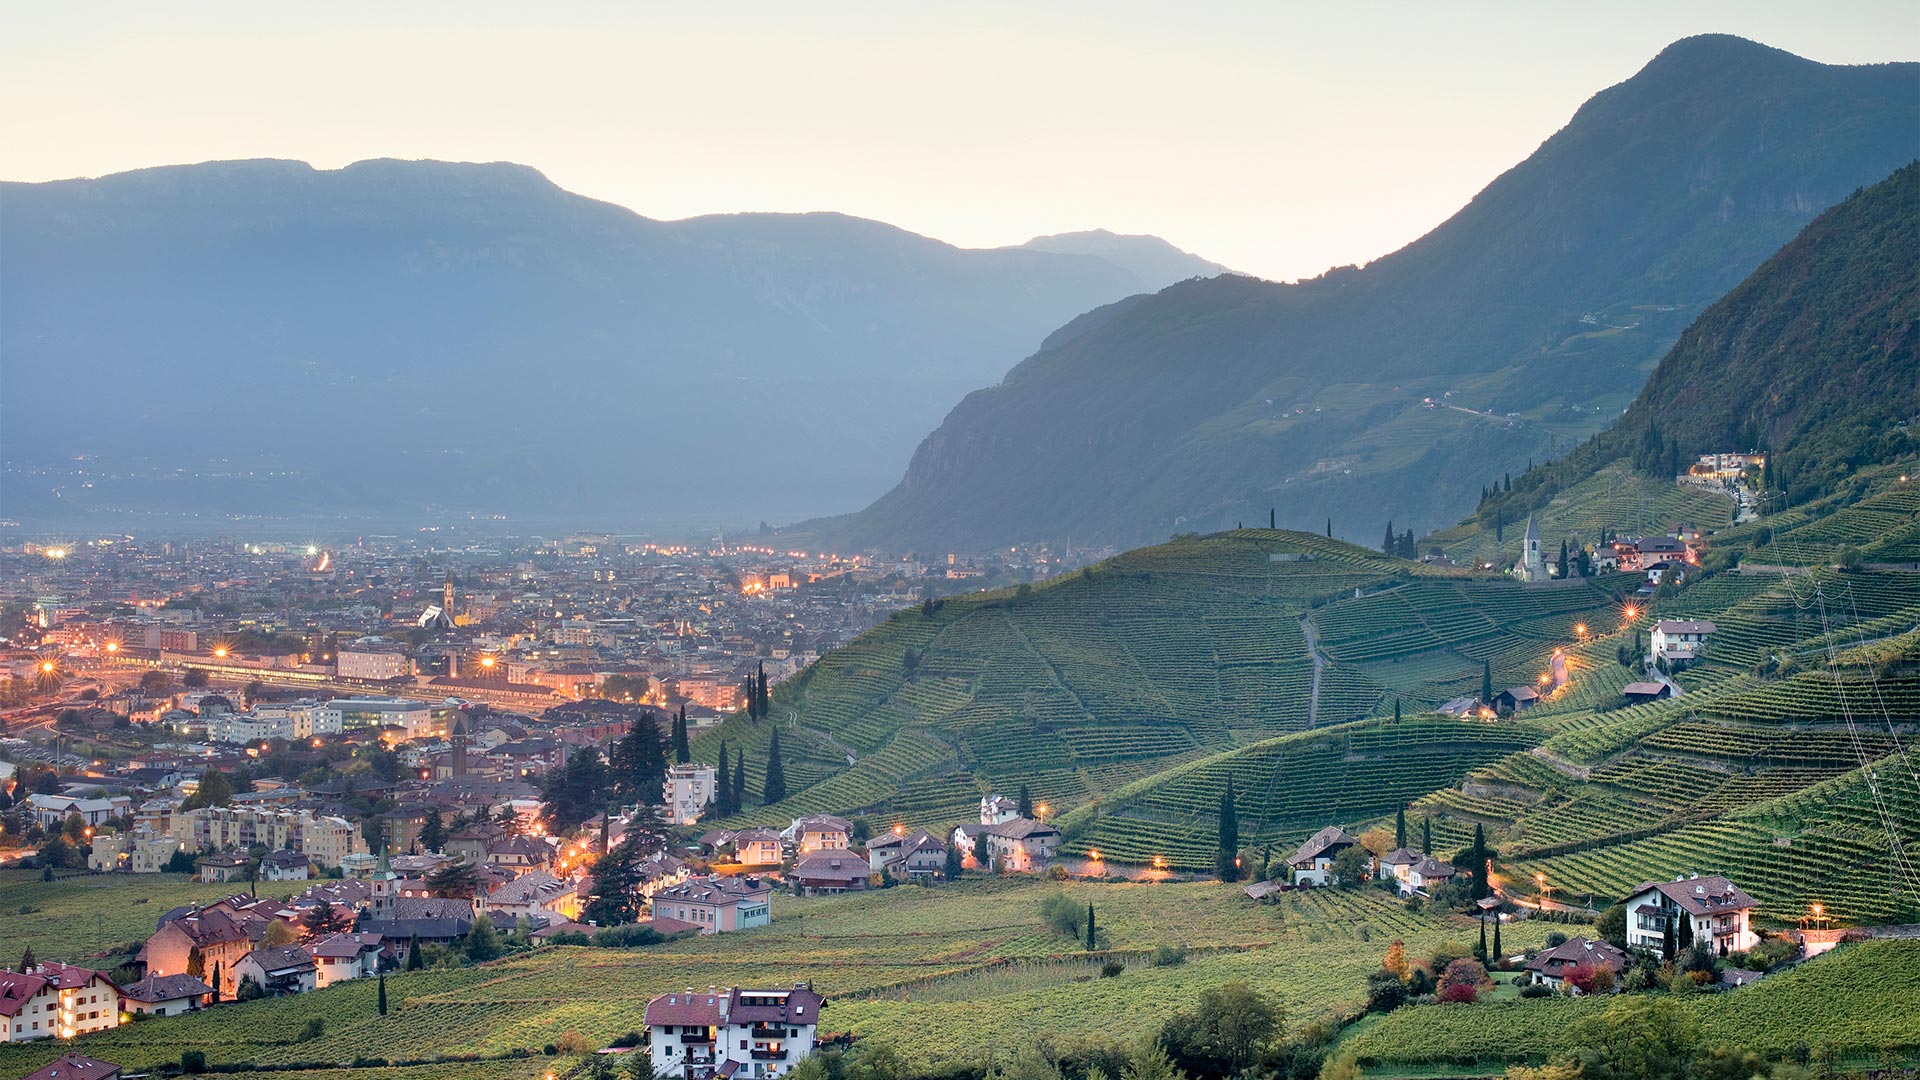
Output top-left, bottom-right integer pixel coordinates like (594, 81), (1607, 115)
(0, 869), (306, 966)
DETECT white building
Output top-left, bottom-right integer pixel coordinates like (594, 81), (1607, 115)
(1287, 826), (1362, 887)
(1650, 620), (1716, 662)
(644, 984), (823, 1080)
(665, 763), (718, 826)
(323, 698), (432, 738)
(1624, 875), (1757, 957)
(336, 642), (412, 681)
(0, 962), (122, 1043)
(25, 794), (131, 829)
(1514, 515), (1550, 583)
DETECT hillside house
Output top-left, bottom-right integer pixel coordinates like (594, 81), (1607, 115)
(665, 763), (718, 825)
(1624, 875), (1757, 957)
(480, 869), (579, 924)
(953, 817), (1061, 873)
(868, 829), (947, 880)
(1288, 826), (1363, 886)
(789, 852), (870, 895)
(234, 946), (317, 996)
(731, 829), (785, 868)
(138, 908), (253, 1000)
(116, 973), (212, 1017)
(1524, 936), (1628, 992)
(783, 816), (852, 855)
(1650, 620), (1716, 665)
(0, 963), (122, 1043)
(1492, 686), (1540, 713)
(651, 875), (773, 934)
(1622, 681), (1672, 704)
(645, 984), (823, 1080)
(22, 1053), (122, 1080)
(306, 933), (383, 988)
(259, 850), (310, 881)
(1407, 856), (1457, 894)
(980, 795), (1020, 824)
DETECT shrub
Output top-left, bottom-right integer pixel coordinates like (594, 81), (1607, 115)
(1544, 931), (1569, 948)
(1037, 892), (1084, 938)
(1519, 983), (1554, 998)
(181, 1050), (207, 1074)
(555, 1030), (595, 1054)
(1149, 943), (1188, 967)
(1438, 958), (1488, 993)
(1366, 970), (1409, 1013)
(1438, 982), (1478, 1004)
(1100, 960), (1124, 978)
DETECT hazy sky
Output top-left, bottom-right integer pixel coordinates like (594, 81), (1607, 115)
(5, 2), (1913, 280)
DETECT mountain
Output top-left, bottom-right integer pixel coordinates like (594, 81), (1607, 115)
(0, 159), (1220, 528)
(1463, 161), (1918, 543)
(1009, 229), (1230, 288)
(804, 36), (1918, 553)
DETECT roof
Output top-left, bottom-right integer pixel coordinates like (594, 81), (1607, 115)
(1379, 846), (1421, 867)
(653, 875), (772, 906)
(22, 1053), (122, 1080)
(1412, 856), (1456, 879)
(644, 989), (726, 1027)
(1622, 681), (1670, 696)
(1500, 686), (1540, 703)
(36, 962), (111, 991)
(118, 973), (213, 1003)
(1626, 875), (1756, 916)
(727, 985), (825, 1025)
(1289, 826), (1359, 866)
(645, 916), (705, 936)
(306, 932), (378, 959)
(791, 853), (869, 882)
(985, 817), (1060, 840)
(791, 814), (852, 835)
(1524, 936), (1628, 976)
(0, 971), (51, 1017)
(1654, 619), (1717, 635)
(243, 945), (316, 975)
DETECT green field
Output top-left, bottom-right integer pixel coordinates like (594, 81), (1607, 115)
(0, 869), (307, 966)
(0, 876), (1549, 1077)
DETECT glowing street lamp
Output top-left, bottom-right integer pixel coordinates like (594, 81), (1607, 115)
(40, 661), (56, 674)
(1574, 623), (1587, 638)
(213, 646), (229, 658)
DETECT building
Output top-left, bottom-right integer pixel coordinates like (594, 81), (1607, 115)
(86, 830), (182, 874)
(1524, 936), (1628, 992)
(728, 829), (784, 868)
(1650, 620), (1716, 664)
(867, 829), (947, 880)
(1622, 681), (1672, 704)
(325, 698), (433, 738)
(0, 963), (122, 1043)
(116, 973), (212, 1017)
(644, 984), (823, 1080)
(25, 794), (131, 829)
(198, 852), (251, 883)
(259, 850), (311, 881)
(22, 1053), (122, 1080)
(789, 852), (869, 895)
(1690, 452), (1766, 479)
(1623, 875), (1758, 958)
(480, 870), (580, 924)
(336, 642), (413, 682)
(137, 908), (253, 1000)
(1406, 855), (1457, 894)
(665, 763), (718, 826)
(1514, 515), (1549, 583)
(1492, 686), (1540, 713)
(306, 933), (383, 989)
(784, 815), (853, 855)
(234, 946), (317, 996)
(651, 875), (773, 934)
(1287, 826), (1362, 887)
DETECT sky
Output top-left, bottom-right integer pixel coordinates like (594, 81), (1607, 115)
(4, 2), (1914, 281)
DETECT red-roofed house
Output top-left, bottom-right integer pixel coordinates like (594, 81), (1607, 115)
(645, 984), (823, 1079)
(22, 1052), (122, 1080)
(0, 963), (122, 1042)
(1624, 874), (1757, 957)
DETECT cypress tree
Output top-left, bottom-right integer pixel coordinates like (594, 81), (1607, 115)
(1477, 915), (1488, 963)
(1393, 699), (1401, 724)
(1678, 911), (1694, 950)
(1216, 775), (1240, 881)
(715, 741), (731, 815)
(1481, 659), (1494, 705)
(1557, 540), (1569, 579)
(1085, 903), (1096, 950)
(406, 933), (422, 970)
(1383, 521), (1396, 556)
(1492, 917), (1503, 963)
(1270, 508), (1276, 529)
(1326, 518), (1333, 538)
(1422, 816), (1431, 855)
(1017, 784), (1033, 818)
(732, 748), (746, 810)
(673, 707), (691, 764)
(1662, 918), (1677, 959)
(1469, 823), (1490, 900)
(944, 843), (963, 880)
(1395, 808), (1406, 850)
(972, 829), (990, 871)
(377, 970), (388, 1015)
(763, 729), (787, 804)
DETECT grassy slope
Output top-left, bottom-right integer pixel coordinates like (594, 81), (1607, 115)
(0, 869), (307, 965)
(0, 876), (1548, 1077)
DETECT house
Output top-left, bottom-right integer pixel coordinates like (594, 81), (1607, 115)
(259, 850), (311, 881)
(197, 852), (251, 883)
(0, 963), (122, 1043)
(730, 829), (785, 868)
(1650, 620), (1715, 662)
(1492, 686), (1540, 713)
(1623, 875), (1757, 958)
(1288, 826), (1362, 886)
(1406, 855), (1458, 895)
(306, 933), (383, 988)
(1436, 697), (1480, 718)
(86, 830), (181, 874)
(22, 1053), (122, 1080)
(952, 816), (1060, 873)
(1622, 681), (1672, 704)
(783, 815), (852, 855)
(664, 763), (718, 825)
(234, 945), (317, 996)
(116, 973), (212, 1017)
(868, 829), (947, 880)
(25, 794), (132, 829)
(138, 907), (253, 1000)
(789, 852), (869, 895)
(645, 984), (824, 1080)
(1524, 936), (1628, 992)
(650, 875), (773, 934)
(1377, 847), (1421, 890)
(979, 794), (1020, 824)
(480, 869), (580, 924)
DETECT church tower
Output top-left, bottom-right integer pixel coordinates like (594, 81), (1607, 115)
(1516, 515), (1549, 583)
(442, 571), (456, 622)
(450, 713), (469, 777)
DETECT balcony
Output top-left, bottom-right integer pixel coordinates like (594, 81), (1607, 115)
(680, 1033), (714, 1045)
(751, 1049), (789, 1061)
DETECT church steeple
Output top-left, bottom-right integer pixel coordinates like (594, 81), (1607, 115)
(442, 571), (456, 621)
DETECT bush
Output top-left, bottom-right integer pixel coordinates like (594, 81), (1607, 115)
(1366, 970), (1409, 1013)
(1037, 892), (1084, 938)
(1149, 943), (1188, 967)
(1438, 982), (1478, 1004)
(297, 1017), (325, 1042)
(181, 1050), (207, 1074)
(1519, 983), (1554, 998)
(1544, 931), (1569, 948)
(1100, 960), (1124, 978)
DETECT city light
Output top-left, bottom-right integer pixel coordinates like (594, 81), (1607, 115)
(1623, 605), (1639, 620)
(105, 641), (119, 652)
(45, 547), (68, 560)
(1574, 623), (1587, 636)
(1035, 802), (1049, 817)
(214, 646), (229, 658)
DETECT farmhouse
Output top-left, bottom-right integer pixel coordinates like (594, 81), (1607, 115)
(1288, 826), (1362, 886)
(1624, 874), (1758, 957)
(1492, 686), (1540, 713)
(1650, 619), (1716, 664)
(651, 875), (774, 934)
(868, 829), (948, 880)
(1622, 681), (1672, 704)
(234, 945), (317, 996)
(22, 1053), (123, 1080)
(1524, 936), (1628, 992)
(306, 933), (383, 988)
(644, 984), (823, 1080)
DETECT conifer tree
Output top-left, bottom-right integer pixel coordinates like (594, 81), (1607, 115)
(406, 933), (422, 970)
(763, 729), (787, 804)
(1395, 808), (1406, 850)
(17, 947), (34, 975)
(1476, 915), (1489, 963)
(972, 829), (990, 871)
(1216, 776), (1240, 881)
(1492, 918), (1502, 963)
(1017, 784), (1033, 818)
(1393, 700), (1401, 724)
(1382, 521), (1396, 556)
(732, 749), (746, 811)
(1557, 540), (1570, 579)
(673, 707), (691, 764)
(1326, 518), (1333, 538)
(1085, 903), (1096, 951)
(1422, 816), (1432, 855)
(1481, 659), (1494, 705)
(1469, 823), (1491, 900)
(715, 741), (731, 815)
(377, 970), (388, 1016)
(944, 843), (963, 881)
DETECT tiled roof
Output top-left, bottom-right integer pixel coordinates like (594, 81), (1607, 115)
(644, 989), (725, 1027)
(117, 973), (213, 1003)
(1290, 826), (1358, 866)
(22, 1053), (122, 1080)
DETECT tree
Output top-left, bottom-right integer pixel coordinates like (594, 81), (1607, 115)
(1677, 911), (1695, 951)
(673, 706), (691, 764)
(1325, 518), (1332, 539)
(609, 712), (669, 808)
(1085, 902), (1097, 951)
(1492, 917), (1503, 964)
(1382, 940), (1411, 982)
(541, 747), (610, 832)
(1017, 784), (1033, 818)
(139, 670), (173, 693)
(426, 861), (480, 900)
(1557, 540), (1570, 579)
(1476, 914), (1489, 963)
(714, 741), (732, 816)
(17, 947), (34, 975)
(463, 914), (502, 963)
(377, 970), (388, 1015)
(1395, 808), (1407, 850)
(1038, 892), (1084, 938)
(1422, 816), (1432, 855)
(182, 668), (209, 689)
(1216, 776), (1240, 881)
(261, 919), (299, 947)
(419, 808), (446, 854)
(1481, 660), (1494, 705)
(1393, 699), (1401, 723)
(972, 829), (990, 871)
(1596, 903), (1628, 949)
(1330, 845), (1369, 888)
(944, 842), (963, 881)
(732, 748), (746, 811)
(1382, 520), (1396, 556)
(1122, 1043), (1188, 1080)
(1561, 996), (1700, 1080)
(1157, 980), (1280, 1078)
(405, 933), (423, 971)
(182, 767), (233, 810)
(762, 729), (787, 804)
(305, 902), (347, 937)
(1467, 823), (1491, 900)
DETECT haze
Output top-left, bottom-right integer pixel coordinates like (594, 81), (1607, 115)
(4, 1), (1911, 282)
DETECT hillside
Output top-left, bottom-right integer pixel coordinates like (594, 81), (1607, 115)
(802, 36), (1918, 552)
(0, 159), (1218, 526)
(1469, 161), (1920, 535)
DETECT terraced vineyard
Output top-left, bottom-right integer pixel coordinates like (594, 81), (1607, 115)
(1426, 462), (1736, 567)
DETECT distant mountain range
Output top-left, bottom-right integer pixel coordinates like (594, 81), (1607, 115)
(802, 35), (1918, 553)
(0, 160), (1222, 528)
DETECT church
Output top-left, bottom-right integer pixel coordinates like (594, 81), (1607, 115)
(1513, 515), (1551, 583)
